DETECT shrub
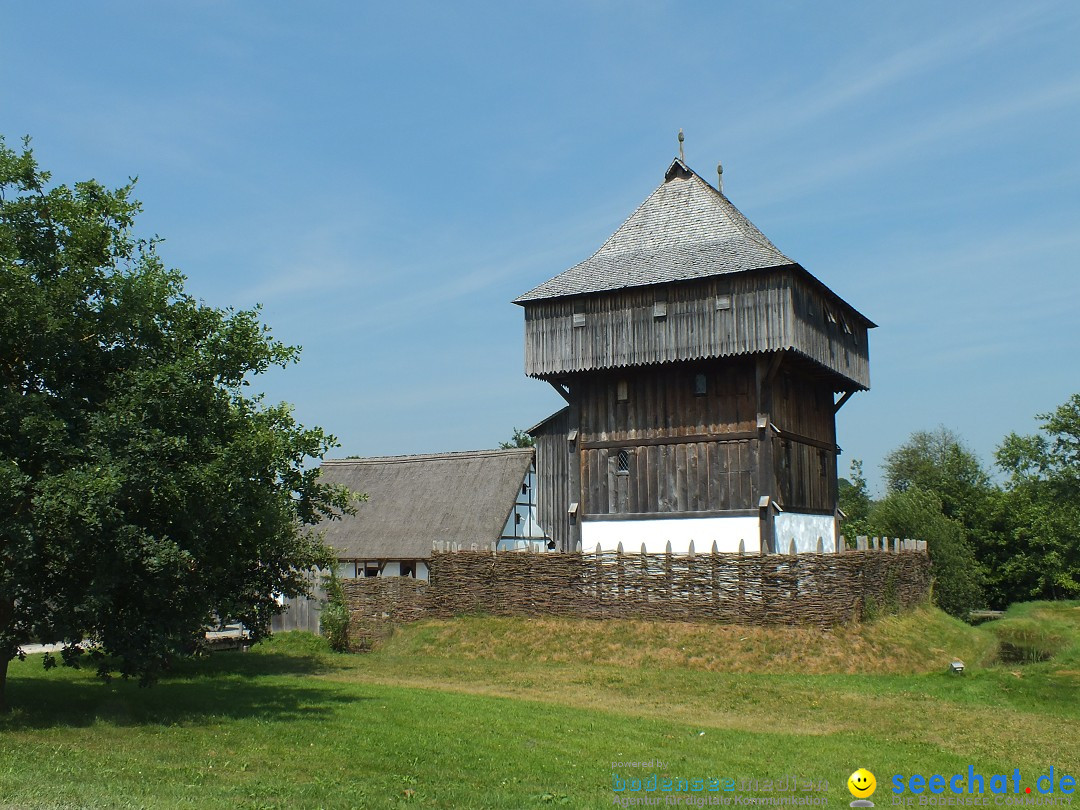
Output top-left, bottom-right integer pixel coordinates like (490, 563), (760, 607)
(321, 573), (350, 652)
(869, 488), (983, 618)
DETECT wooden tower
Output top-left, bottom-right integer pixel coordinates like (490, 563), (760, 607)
(517, 157), (874, 554)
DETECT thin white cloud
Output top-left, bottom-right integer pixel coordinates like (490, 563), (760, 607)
(720, 2), (1058, 147)
(751, 74), (1080, 206)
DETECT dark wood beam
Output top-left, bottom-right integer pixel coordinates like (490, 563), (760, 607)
(833, 390), (856, 413)
(766, 349), (785, 383)
(769, 426), (839, 453)
(755, 356), (776, 554)
(567, 396), (582, 552)
(581, 431), (758, 450)
(581, 508), (761, 521)
(547, 380), (572, 403)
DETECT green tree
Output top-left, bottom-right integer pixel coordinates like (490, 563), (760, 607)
(868, 488), (983, 617)
(498, 428), (534, 449)
(883, 426), (993, 528)
(0, 137), (353, 711)
(880, 427), (1002, 612)
(993, 394), (1080, 603)
(837, 458), (873, 540)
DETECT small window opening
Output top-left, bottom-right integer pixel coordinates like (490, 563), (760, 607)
(616, 380), (629, 402)
(364, 563), (380, 578)
(653, 300), (668, 319)
(693, 373), (707, 397)
(616, 449), (630, 473)
(819, 450), (828, 478)
(716, 294), (732, 311)
(573, 300), (586, 328)
(400, 561), (415, 578)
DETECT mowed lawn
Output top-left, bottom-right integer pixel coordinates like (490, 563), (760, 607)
(2, 603), (1078, 809)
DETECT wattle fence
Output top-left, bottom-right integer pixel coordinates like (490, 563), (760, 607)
(340, 538), (930, 650)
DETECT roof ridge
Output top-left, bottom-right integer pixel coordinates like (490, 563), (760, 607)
(324, 447), (533, 465)
(685, 168), (788, 258)
(512, 158), (798, 304)
(588, 175), (672, 258)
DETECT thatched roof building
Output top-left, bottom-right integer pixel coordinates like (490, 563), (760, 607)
(316, 448), (543, 579)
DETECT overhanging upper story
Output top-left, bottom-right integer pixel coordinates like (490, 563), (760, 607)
(514, 158), (875, 391)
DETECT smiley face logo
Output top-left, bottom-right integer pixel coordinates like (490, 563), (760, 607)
(848, 768), (877, 799)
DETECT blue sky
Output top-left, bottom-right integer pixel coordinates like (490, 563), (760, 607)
(4, 1), (1079, 494)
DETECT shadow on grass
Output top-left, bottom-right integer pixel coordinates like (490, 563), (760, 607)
(169, 645), (345, 680)
(1, 637), (368, 731)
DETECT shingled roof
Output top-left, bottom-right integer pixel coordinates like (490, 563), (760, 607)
(314, 448), (534, 560)
(514, 158), (796, 303)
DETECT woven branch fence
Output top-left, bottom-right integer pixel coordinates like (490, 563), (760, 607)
(341, 543), (931, 651)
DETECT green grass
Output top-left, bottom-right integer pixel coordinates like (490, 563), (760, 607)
(2, 604), (1078, 809)
(983, 600), (1080, 664)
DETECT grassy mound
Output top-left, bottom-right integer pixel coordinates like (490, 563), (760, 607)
(379, 603), (997, 674)
(984, 600), (1080, 666)
(3, 604), (1078, 808)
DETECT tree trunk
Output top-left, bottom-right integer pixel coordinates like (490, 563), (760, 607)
(0, 597), (14, 713)
(0, 654), (8, 714)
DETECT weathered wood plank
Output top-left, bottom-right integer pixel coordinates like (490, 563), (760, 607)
(522, 273), (870, 389)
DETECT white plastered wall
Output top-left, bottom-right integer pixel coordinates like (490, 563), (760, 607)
(582, 516), (761, 554)
(774, 513), (836, 553)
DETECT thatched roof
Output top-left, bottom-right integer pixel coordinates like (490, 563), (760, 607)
(315, 448), (535, 560)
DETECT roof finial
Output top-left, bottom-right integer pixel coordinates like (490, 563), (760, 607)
(717, 160), (724, 193)
(678, 129), (685, 163)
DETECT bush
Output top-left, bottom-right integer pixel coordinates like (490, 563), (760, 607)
(321, 573), (350, 652)
(869, 488), (983, 618)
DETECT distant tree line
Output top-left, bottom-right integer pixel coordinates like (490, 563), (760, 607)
(839, 394), (1080, 615)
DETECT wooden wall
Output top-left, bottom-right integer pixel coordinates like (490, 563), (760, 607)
(531, 407), (572, 551)
(522, 270), (870, 390)
(770, 368), (837, 513)
(789, 277), (871, 391)
(533, 357), (843, 549)
(564, 358), (838, 520)
(577, 361), (759, 517)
